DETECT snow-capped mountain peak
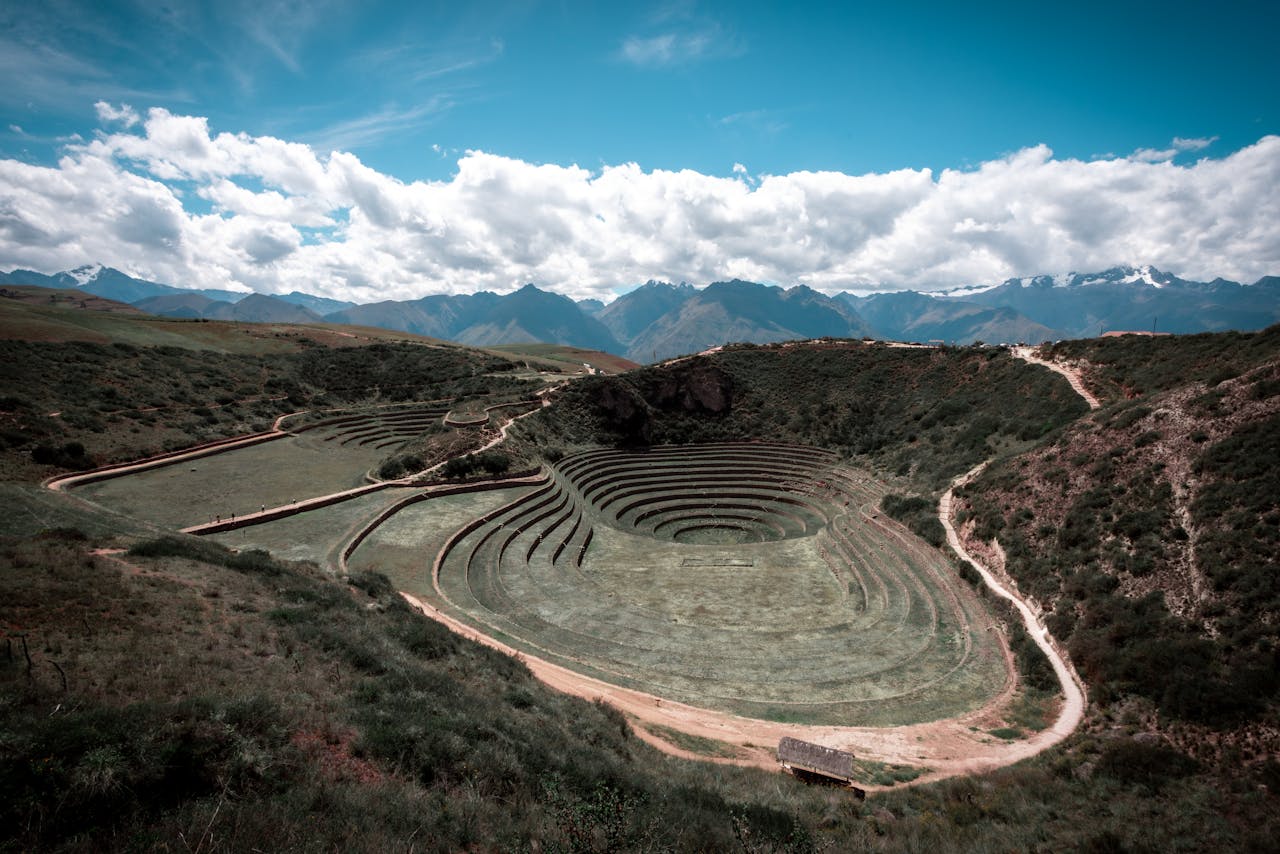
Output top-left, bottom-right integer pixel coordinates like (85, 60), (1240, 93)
(1120, 265), (1167, 288)
(68, 262), (103, 286)
(1021, 265), (1178, 289)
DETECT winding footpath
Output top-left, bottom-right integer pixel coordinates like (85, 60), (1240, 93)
(1012, 345), (1102, 410)
(938, 463), (1088, 756)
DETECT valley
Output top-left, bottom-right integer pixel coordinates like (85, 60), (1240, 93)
(1, 303), (1277, 851)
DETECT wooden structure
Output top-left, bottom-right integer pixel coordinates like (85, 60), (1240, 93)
(777, 737), (862, 791)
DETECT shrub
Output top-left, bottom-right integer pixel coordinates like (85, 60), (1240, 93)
(1096, 739), (1198, 792)
(31, 441), (94, 470)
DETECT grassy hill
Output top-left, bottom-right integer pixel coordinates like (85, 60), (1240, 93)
(954, 327), (1280, 737)
(0, 286), (468, 353)
(2, 527), (1275, 852)
(2, 327), (1279, 850)
(487, 342), (640, 374)
(515, 340), (1086, 494)
(0, 291), (642, 483)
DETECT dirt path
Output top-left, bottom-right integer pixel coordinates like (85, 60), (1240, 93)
(938, 463), (1088, 746)
(402, 569), (1080, 788)
(1012, 346), (1101, 410)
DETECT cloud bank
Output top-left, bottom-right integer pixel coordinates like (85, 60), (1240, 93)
(1, 105), (1277, 302)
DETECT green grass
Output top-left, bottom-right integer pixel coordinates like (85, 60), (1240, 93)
(958, 353), (1280, 726)
(347, 487), (537, 586)
(3, 511), (1277, 851)
(7, 325), (1280, 850)
(516, 341), (1085, 493)
(209, 488), (412, 565)
(640, 723), (749, 759)
(848, 758), (927, 787)
(75, 435), (388, 529)
(1, 337), (539, 482)
(414, 447), (1010, 727)
(1047, 324), (1280, 400)
(0, 482), (165, 539)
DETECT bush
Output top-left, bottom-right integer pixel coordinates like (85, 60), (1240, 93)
(128, 537), (283, 577)
(1096, 738), (1198, 792)
(880, 493), (945, 547)
(31, 441), (94, 470)
(442, 451), (511, 480)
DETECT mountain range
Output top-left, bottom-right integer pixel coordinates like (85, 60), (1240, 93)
(4, 262), (1278, 363)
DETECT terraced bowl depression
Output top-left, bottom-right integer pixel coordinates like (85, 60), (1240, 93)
(410, 443), (1010, 727)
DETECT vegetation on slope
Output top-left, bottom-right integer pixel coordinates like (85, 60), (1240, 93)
(4, 329), (1279, 850)
(957, 333), (1280, 737)
(515, 341), (1086, 494)
(3, 529), (1276, 852)
(1046, 324), (1280, 400)
(0, 340), (534, 481)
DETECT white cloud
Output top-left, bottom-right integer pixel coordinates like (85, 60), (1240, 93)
(94, 100), (139, 126)
(1131, 135), (1222, 162)
(1173, 135), (1217, 152)
(1, 109), (1278, 302)
(620, 34), (676, 66)
(1131, 146), (1178, 163)
(618, 23), (741, 68)
(304, 97), (454, 155)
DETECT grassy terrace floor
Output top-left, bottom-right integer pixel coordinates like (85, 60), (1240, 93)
(75, 434), (386, 528)
(209, 488), (412, 564)
(70, 403), (453, 529)
(347, 487), (538, 592)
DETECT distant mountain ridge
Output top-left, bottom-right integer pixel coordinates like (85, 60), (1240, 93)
(5, 262), (1278, 362)
(610, 280), (873, 362)
(950, 265), (1280, 337)
(327, 285), (621, 353)
(1, 264), (246, 304)
(840, 291), (1063, 345)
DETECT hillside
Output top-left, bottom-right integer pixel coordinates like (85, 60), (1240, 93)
(952, 327), (1280, 742)
(515, 340), (1086, 495)
(842, 291), (1062, 344)
(0, 288), (482, 354)
(620, 281), (874, 363)
(0, 333), (538, 482)
(4, 330), (1279, 850)
(0, 284), (145, 316)
(7, 528), (1274, 852)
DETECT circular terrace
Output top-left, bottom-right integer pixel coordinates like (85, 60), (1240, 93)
(354, 442), (1010, 727)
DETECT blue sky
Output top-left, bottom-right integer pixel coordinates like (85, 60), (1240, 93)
(1, 1), (1278, 300)
(6, 0), (1276, 177)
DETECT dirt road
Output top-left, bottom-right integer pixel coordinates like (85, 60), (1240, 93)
(938, 463), (1088, 747)
(1012, 346), (1101, 409)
